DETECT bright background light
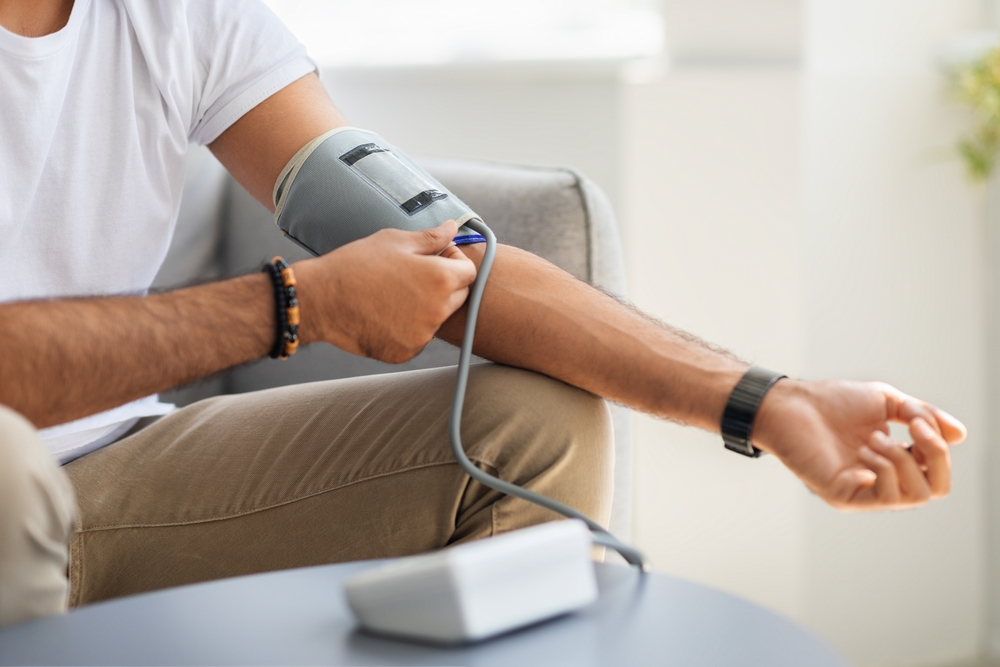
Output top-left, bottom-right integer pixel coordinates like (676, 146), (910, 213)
(261, 0), (664, 66)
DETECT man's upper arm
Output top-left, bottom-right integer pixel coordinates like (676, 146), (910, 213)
(208, 73), (348, 212)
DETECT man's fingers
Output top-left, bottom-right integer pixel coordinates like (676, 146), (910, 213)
(857, 443), (900, 505)
(444, 287), (471, 316)
(929, 406), (967, 445)
(831, 467), (877, 509)
(884, 387), (966, 445)
(439, 250), (478, 289)
(868, 431), (930, 504)
(910, 417), (951, 498)
(412, 220), (459, 254)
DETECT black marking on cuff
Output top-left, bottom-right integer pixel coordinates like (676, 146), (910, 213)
(340, 143), (388, 166)
(401, 189), (448, 214)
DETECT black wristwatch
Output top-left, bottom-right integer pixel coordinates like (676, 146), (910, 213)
(721, 367), (787, 457)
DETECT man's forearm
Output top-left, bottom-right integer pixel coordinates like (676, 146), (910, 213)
(440, 244), (747, 431)
(0, 274), (275, 428)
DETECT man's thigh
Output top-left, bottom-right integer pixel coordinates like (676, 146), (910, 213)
(65, 364), (613, 606)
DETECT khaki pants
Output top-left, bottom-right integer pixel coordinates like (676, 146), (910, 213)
(0, 364), (613, 624)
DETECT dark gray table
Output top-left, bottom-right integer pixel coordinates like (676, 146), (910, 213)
(0, 561), (848, 666)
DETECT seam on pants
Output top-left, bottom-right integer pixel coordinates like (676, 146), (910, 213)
(68, 536), (82, 608)
(76, 455), (501, 533)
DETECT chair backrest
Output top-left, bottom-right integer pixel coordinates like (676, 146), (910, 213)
(156, 147), (633, 540)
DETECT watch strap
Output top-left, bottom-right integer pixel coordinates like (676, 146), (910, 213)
(721, 367), (786, 458)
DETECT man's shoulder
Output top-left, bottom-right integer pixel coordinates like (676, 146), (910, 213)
(110, 0), (277, 49)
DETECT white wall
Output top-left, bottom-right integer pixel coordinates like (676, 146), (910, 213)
(660, 0), (801, 61)
(800, 2), (986, 664)
(620, 68), (808, 620)
(320, 63), (622, 205)
(624, 2), (986, 666)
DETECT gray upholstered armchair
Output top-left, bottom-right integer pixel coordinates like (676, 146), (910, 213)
(155, 147), (633, 539)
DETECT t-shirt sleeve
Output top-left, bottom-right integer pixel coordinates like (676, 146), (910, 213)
(184, 0), (317, 146)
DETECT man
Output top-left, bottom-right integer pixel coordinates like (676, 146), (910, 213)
(0, 0), (966, 627)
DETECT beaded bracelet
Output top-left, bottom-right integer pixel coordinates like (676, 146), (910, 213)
(262, 256), (300, 360)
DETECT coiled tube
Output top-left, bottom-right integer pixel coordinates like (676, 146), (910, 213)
(449, 218), (647, 570)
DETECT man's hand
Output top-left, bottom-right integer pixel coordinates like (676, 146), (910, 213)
(753, 379), (967, 510)
(294, 220), (477, 363)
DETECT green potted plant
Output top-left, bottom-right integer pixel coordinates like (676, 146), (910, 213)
(955, 45), (1000, 179)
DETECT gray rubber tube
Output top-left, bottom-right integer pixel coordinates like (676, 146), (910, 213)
(451, 219), (647, 570)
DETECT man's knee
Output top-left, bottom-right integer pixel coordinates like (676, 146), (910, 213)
(0, 405), (76, 626)
(461, 365), (615, 526)
(465, 363), (614, 452)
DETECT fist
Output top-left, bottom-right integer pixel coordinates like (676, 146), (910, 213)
(293, 220), (478, 363)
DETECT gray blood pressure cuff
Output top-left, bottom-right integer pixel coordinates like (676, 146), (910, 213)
(273, 127), (486, 256)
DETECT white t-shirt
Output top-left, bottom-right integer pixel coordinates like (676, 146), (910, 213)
(0, 0), (316, 462)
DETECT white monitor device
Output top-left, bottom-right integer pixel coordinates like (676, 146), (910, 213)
(344, 520), (599, 644)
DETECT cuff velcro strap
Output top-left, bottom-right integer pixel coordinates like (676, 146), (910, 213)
(454, 233), (486, 245)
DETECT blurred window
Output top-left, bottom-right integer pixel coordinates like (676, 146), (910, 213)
(262, 0), (664, 66)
